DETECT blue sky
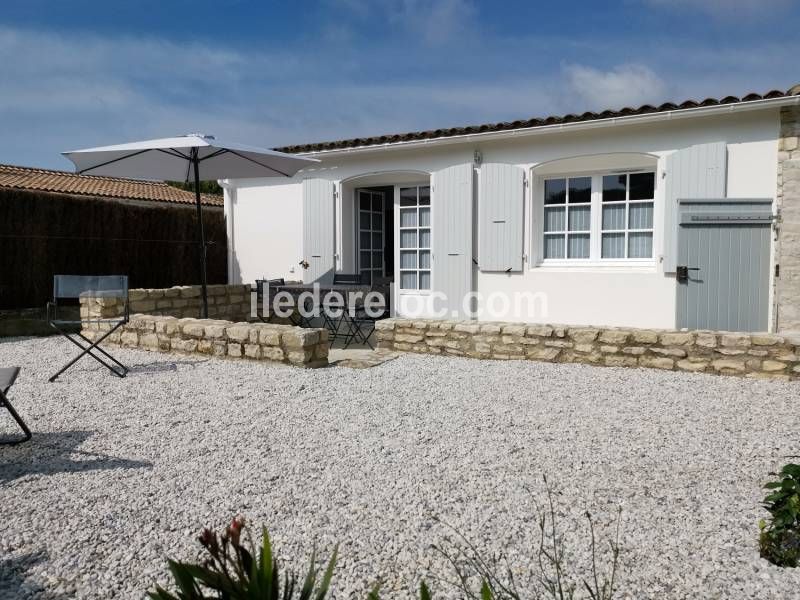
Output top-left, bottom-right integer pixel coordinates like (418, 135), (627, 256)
(1, 0), (798, 169)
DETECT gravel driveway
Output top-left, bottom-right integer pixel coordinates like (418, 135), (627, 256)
(1, 336), (799, 600)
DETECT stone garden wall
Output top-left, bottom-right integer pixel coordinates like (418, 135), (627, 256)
(777, 100), (800, 332)
(80, 284), (252, 322)
(83, 314), (329, 368)
(376, 319), (800, 380)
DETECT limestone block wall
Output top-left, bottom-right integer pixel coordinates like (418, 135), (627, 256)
(80, 284), (252, 322)
(376, 319), (800, 380)
(777, 100), (800, 332)
(83, 314), (329, 368)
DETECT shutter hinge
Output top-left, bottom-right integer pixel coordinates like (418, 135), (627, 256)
(775, 264), (780, 278)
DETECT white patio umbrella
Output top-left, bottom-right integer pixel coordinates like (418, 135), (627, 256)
(63, 134), (318, 317)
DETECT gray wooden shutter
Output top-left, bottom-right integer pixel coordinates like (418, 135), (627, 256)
(433, 163), (474, 318)
(302, 178), (335, 284)
(663, 142), (727, 272)
(478, 163), (524, 272)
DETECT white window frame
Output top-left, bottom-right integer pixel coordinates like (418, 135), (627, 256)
(599, 172), (656, 261)
(534, 168), (658, 268)
(395, 183), (432, 293)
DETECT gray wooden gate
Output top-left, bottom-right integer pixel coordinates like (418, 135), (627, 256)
(676, 198), (773, 332)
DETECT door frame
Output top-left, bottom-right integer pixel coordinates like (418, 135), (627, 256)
(393, 182), (433, 312)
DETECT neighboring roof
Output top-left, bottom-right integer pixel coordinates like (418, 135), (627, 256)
(0, 163), (223, 206)
(276, 86), (800, 154)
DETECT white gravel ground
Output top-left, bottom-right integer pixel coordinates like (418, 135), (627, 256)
(1, 336), (799, 600)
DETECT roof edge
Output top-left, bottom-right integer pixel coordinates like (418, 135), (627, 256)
(279, 88), (800, 157)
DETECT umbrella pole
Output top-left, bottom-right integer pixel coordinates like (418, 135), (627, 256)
(192, 150), (209, 318)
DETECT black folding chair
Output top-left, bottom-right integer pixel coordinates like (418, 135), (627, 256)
(47, 275), (130, 382)
(345, 275), (391, 349)
(255, 278), (285, 323)
(325, 273), (370, 346)
(0, 367), (31, 445)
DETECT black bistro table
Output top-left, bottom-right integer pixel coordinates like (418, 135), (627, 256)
(271, 282), (374, 345)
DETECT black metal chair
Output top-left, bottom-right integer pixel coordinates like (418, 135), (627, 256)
(255, 278), (287, 323)
(47, 275), (130, 382)
(345, 275), (391, 349)
(0, 367), (31, 445)
(324, 273), (370, 346)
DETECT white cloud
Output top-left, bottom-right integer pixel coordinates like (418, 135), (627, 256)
(330, 0), (477, 44)
(563, 64), (668, 110)
(643, 0), (794, 19)
(0, 21), (795, 169)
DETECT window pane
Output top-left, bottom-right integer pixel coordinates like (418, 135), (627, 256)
(400, 208), (417, 227)
(568, 205), (591, 231)
(544, 178), (567, 205)
(400, 230), (416, 248)
(372, 213), (382, 230)
(400, 251), (416, 269)
(360, 269), (371, 283)
(360, 231), (371, 249)
(359, 194), (371, 210)
(629, 202), (654, 229)
(567, 234), (590, 259)
(629, 172), (655, 200)
(602, 174), (626, 202)
(372, 251), (383, 268)
(400, 187), (417, 206)
(360, 211), (371, 229)
(419, 207), (431, 227)
(419, 186), (430, 205)
(544, 206), (565, 232)
(628, 232), (653, 258)
(568, 177), (592, 204)
(602, 233), (625, 258)
(419, 250), (431, 269)
(360, 251), (371, 268)
(372, 195), (384, 211)
(602, 204), (626, 230)
(400, 271), (417, 290)
(419, 228), (431, 248)
(419, 271), (431, 290)
(372, 232), (382, 249)
(544, 235), (565, 259)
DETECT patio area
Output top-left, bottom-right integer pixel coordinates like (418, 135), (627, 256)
(1, 335), (799, 599)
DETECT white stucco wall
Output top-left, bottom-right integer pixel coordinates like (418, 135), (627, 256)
(225, 107), (780, 329)
(225, 181), (303, 284)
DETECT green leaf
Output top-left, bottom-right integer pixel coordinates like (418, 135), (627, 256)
(314, 546), (338, 600)
(480, 580), (493, 600)
(419, 580), (432, 600)
(367, 583), (382, 600)
(299, 548), (318, 600)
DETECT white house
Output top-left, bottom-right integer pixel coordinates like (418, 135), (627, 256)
(221, 85), (800, 333)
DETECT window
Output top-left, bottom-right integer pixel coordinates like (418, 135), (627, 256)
(543, 177), (591, 259)
(399, 185), (431, 290)
(540, 170), (656, 262)
(601, 172), (654, 259)
(357, 190), (385, 284)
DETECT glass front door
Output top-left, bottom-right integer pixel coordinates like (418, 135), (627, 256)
(357, 189), (385, 284)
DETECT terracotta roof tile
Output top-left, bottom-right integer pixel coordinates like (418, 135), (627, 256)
(0, 163), (223, 206)
(275, 86), (800, 154)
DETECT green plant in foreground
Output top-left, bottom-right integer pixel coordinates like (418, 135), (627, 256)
(760, 463), (800, 568)
(150, 479), (623, 599)
(147, 516), (337, 600)
(430, 476), (621, 600)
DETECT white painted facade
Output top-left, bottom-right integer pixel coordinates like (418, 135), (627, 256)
(222, 103), (781, 330)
